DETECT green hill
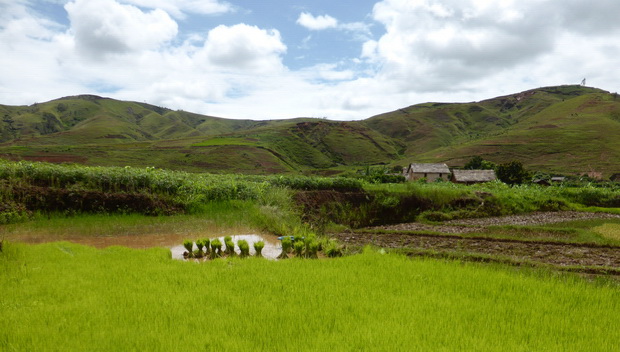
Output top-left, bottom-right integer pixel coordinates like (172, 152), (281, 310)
(1, 86), (619, 176)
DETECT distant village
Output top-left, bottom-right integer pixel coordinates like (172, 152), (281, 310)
(403, 163), (495, 184)
(401, 162), (619, 185)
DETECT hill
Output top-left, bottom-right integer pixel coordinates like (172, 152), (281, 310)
(1, 86), (619, 176)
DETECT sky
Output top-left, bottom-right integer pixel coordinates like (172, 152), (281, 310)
(1, 0), (620, 120)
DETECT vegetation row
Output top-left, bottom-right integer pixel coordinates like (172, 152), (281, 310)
(2, 160), (620, 233)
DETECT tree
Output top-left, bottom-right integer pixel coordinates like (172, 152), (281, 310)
(496, 161), (531, 185)
(464, 156), (495, 170)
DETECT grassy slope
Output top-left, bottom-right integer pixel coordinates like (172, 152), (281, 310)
(2, 86), (620, 175)
(1, 242), (618, 351)
(419, 92), (620, 174)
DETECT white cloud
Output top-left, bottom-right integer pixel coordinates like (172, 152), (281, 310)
(363, 0), (620, 96)
(2, 0), (620, 123)
(297, 12), (338, 30)
(296, 11), (371, 40)
(119, 0), (233, 18)
(201, 24), (287, 72)
(65, 0), (178, 59)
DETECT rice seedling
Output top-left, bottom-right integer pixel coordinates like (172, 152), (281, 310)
(253, 240), (265, 257)
(324, 239), (343, 258)
(277, 237), (292, 259)
(202, 238), (211, 255)
(195, 239), (205, 258)
(224, 238), (236, 257)
(293, 240), (304, 258)
(238, 240), (250, 257)
(183, 240), (193, 258)
(210, 239), (222, 259)
(308, 241), (319, 259)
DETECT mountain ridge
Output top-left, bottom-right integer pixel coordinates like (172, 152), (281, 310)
(1, 85), (619, 177)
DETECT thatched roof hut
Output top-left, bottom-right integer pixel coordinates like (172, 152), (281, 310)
(451, 169), (496, 184)
(404, 163), (451, 182)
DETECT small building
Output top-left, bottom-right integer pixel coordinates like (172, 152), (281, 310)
(533, 178), (551, 186)
(404, 163), (451, 182)
(550, 176), (566, 183)
(451, 169), (497, 185)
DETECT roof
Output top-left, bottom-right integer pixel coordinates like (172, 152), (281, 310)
(452, 169), (497, 183)
(408, 163), (450, 174)
(550, 177), (566, 182)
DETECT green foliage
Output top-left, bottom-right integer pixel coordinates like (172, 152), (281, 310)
(464, 156), (496, 170)
(237, 240), (250, 257)
(224, 239), (235, 257)
(278, 237), (292, 259)
(253, 240), (265, 257)
(210, 239), (222, 259)
(324, 239), (343, 257)
(183, 240), (193, 257)
(496, 161), (531, 185)
(293, 240), (304, 257)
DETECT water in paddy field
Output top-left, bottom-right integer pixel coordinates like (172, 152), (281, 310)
(170, 234), (282, 260)
(5, 231), (282, 260)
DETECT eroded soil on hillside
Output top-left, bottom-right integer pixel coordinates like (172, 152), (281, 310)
(332, 212), (620, 271)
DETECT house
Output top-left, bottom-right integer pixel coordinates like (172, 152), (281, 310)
(451, 169), (497, 184)
(533, 178), (551, 186)
(404, 163), (451, 182)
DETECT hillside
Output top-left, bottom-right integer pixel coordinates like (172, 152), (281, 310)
(1, 86), (619, 176)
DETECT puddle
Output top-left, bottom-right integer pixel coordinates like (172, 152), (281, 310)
(170, 234), (282, 260)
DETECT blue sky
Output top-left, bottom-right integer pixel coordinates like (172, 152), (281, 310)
(2, 0), (620, 120)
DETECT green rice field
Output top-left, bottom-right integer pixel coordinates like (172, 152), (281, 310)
(1, 242), (618, 351)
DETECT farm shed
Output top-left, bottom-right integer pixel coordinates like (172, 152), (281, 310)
(451, 169), (497, 185)
(404, 163), (451, 182)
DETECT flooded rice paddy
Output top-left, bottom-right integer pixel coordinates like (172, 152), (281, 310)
(2, 217), (282, 259)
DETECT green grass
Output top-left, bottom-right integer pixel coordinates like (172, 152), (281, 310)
(1, 243), (618, 351)
(593, 223), (620, 241)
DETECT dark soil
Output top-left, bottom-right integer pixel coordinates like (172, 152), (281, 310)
(331, 212), (620, 272)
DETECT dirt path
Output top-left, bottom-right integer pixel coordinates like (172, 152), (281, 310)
(370, 211), (620, 234)
(332, 212), (620, 271)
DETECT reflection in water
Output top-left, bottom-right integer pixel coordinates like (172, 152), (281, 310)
(170, 234), (281, 260)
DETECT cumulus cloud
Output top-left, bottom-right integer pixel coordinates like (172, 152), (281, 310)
(201, 24), (287, 71)
(296, 12), (371, 40)
(297, 12), (338, 30)
(362, 0), (620, 96)
(65, 0), (178, 59)
(2, 0), (620, 122)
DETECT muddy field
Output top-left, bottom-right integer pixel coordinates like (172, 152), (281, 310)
(332, 212), (620, 272)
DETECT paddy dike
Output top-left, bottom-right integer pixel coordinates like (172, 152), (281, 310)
(331, 212), (620, 273)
